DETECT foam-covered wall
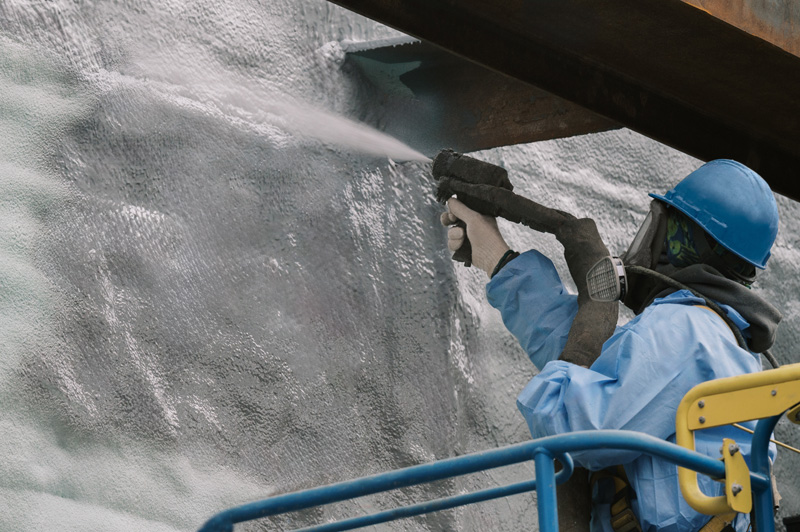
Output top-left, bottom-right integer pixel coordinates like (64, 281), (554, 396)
(0, 1), (797, 531)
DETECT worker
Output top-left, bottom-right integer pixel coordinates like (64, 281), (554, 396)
(441, 159), (781, 532)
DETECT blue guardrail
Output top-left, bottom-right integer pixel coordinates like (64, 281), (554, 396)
(198, 417), (780, 532)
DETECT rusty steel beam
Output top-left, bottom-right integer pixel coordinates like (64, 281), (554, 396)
(345, 39), (620, 154)
(329, 0), (800, 201)
(681, 0), (800, 57)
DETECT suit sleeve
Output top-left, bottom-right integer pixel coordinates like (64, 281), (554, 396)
(486, 250), (578, 370)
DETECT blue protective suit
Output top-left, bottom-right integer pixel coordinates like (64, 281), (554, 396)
(486, 250), (774, 532)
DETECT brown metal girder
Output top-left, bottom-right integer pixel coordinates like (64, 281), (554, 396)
(327, 0), (800, 201)
(346, 40), (620, 154)
(681, 0), (800, 58)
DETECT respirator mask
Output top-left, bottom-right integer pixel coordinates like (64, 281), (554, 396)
(586, 200), (669, 302)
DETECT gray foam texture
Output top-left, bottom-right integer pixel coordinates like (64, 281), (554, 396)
(0, 1), (797, 531)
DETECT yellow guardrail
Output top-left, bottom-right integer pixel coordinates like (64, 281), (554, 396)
(676, 363), (800, 515)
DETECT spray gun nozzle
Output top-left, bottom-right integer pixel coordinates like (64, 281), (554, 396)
(431, 149), (513, 190)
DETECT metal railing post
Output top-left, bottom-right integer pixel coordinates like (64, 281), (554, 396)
(751, 414), (781, 532)
(534, 449), (558, 532)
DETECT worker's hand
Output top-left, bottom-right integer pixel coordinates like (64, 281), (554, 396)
(442, 197), (511, 276)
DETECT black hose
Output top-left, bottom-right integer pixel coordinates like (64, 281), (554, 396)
(762, 349), (781, 369)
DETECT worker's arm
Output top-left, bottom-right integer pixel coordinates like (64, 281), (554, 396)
(516, 296), (762, 470)
(443, 197), (579, 369)
(445, 197), (613, 369)
(486, 250), (578, 370)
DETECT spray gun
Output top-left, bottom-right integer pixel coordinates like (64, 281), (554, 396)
(431, 149), (515, 266)
(430, 148), (618, 368)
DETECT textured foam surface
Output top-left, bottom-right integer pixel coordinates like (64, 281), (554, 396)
(0, 1), (797, 530)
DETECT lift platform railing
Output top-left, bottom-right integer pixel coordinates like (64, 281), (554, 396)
(676, 362), (800, 532)
(198, 363), (800, 532)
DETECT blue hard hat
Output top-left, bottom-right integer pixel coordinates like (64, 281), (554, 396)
(649, 159), (779, 269)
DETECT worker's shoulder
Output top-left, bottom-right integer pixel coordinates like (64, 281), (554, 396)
(648, 289), (707, 308)
(636, 290), (738, 328)
(635, 290), (736, 335)
(645, 290), (721, 315)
